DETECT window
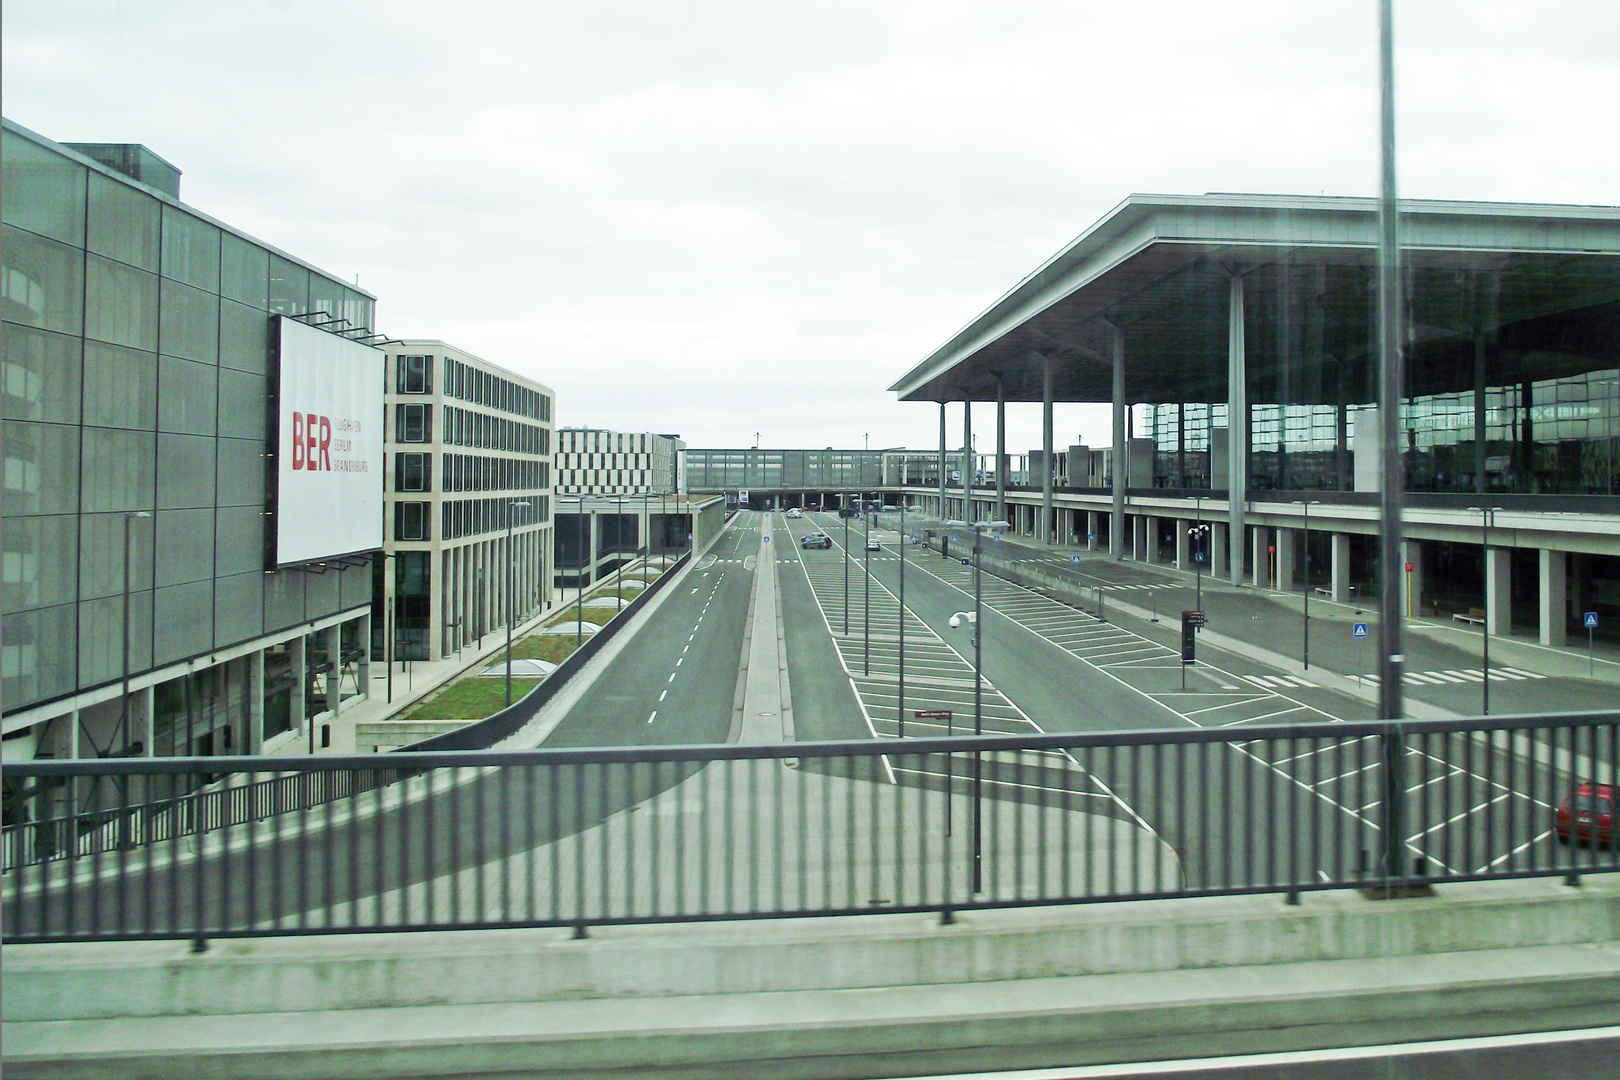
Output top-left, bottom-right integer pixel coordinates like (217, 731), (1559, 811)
(394, 501), (430, 541)
(395, 403), (432, 443)
(395, 452), (430, 492)
(397, 354), (432, 394)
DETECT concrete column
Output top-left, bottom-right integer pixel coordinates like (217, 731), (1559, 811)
(1041, 358), (1054, 542)
(1331, 532), (1351, 602)
(1252, 525), (1271, 589)
(247, 649), (265, 754)
(1486, 546), (1512, 637)
(1211, 521), (1228, 578)
(1086, 511), (1099, 551)
(326, 624), (342, 716)
(1275, 527), (1296, 592)
(1402, 539), (1424, 618)
(1540, 549), (1567, 647)
(1175, 519), (1190, 569)
(962, 400), (974, 523)
(355, 612), (371, 701)
(289, 634), (306, 738)
(138, 685), (154, 757)
(1110, 324), (1126, 558)
(938, 402), (947, 517)
(1144, 516), (1160, 564)
(1227, 274), (1247, 586)
(995, 375), (1007, 525)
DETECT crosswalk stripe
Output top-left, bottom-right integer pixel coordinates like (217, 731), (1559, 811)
(1498, 666), (1546, 679)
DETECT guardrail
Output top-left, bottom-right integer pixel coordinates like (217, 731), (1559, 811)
(4, 711), (1615, 944)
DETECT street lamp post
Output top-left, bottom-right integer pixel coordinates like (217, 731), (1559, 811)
(1468, 505), (1499, 715)
(898, 499), (907, 737)
(505, 499), (532, 707)
(863, 493), (871, 676)
(972, 523), (983, 894)
(1297, 500), (1321, 669)
(843, 494), (850, 635)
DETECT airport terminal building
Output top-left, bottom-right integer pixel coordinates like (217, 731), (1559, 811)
(889, 193), (1620, 650)
(2, 119), (382, 764)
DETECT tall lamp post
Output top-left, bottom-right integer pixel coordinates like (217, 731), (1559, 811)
(1297, 499), (1321, 669)
(575, 496), (587, 649)
(863, 492), (871, 676)
(842, 493), (850, 635)
(505, 499), (532, 707)
(1467, 505), (1500, 715)
(898, 498), (907, 737)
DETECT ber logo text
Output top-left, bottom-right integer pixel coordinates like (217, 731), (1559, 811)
(290, 412), (368, 473)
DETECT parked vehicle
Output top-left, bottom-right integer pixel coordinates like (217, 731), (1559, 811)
(800, 532), (833, 549)
(786, 508), (801, 518)
(1555, 783), (1616, 846)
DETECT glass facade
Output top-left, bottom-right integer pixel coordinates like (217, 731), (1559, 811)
(683, 448), (886, 491)
(1, 121), (377, 714)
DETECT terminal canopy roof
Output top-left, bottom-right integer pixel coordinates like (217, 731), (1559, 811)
(889, 194), (1620, 407)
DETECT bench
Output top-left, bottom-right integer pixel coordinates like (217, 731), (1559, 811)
(1452, 608), (1486, 626)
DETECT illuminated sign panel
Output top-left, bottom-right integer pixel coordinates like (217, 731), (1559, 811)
(272, 316), (384, 565)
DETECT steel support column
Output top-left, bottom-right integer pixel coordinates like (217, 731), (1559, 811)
(995, 375), (1007, 526)
(1041, 358), (1054, 543)
(1109, 325), (1125, 559)
(1227, 274), (1247, 587)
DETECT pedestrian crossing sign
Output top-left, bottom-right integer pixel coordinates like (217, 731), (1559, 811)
(1352, 622), (1369, 638)
(1072, 555), (1081, 564)
(1586, 611), (1600, 629)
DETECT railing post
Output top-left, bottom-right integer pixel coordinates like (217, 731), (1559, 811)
(1381, 721), (1406, 887)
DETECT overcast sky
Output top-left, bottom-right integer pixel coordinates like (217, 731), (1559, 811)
(5, 1), (1617, 453)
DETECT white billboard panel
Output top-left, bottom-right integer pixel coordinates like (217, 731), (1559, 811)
(273, 316), (385, 565)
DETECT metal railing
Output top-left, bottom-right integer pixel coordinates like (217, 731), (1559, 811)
(3, 711), (1615, 944)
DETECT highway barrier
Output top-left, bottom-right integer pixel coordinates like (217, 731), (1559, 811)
(3, 710), (1616, 945)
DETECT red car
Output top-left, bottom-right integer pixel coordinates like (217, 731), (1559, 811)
(1555, 783), (1616, 846)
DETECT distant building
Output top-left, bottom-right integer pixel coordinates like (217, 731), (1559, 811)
(554, 428), (682, 495)
(380, 342), (555, 660)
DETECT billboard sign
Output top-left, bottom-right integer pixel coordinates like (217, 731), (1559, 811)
(271, 316), (384, 566)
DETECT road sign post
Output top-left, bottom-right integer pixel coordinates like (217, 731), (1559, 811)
(1180, 610), (1205, 689)
(1353, 621), (1369, 687)
(1586, 611), (1600, 676)
(916, 710), (955, 835)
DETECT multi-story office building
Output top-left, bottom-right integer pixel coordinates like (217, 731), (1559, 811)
(554, 428), (682, 495)
(2, 118), (378, 766)
(379, 341), (554, 660)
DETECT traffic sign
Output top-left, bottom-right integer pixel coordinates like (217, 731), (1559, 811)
(763, 534), (771, 542)
(1352, 622), (1369, 639)
(1586, 611), (1600, 629)
(1194, 551), (1205, 563)
(914, 710), (952, 720)
(1405, 561), (1414, 573)
(1088, 532), (1096, 542)
(1072, 554), (1082, 564)
(1182, 610), (1207, 627)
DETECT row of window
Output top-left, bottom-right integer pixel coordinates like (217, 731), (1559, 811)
(392, 354), (551, 422)
(443, 405), (547, 454)
(557, 430), (667, 453)
(394, 496), (550, 542)
(555, 452), (658, 469)
(394, 452), (550, 494)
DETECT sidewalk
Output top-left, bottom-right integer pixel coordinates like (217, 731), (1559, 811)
(279, 586), (593, 759)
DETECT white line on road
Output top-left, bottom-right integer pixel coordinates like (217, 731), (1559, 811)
(646, 711), (657, 724)
(668, 672), (676, 682)
(658, 689), (667, 701)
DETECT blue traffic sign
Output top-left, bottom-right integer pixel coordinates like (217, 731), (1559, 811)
(1586, 611), (1600, 629)
(1194, 551), (1205, 563)
(1352, 622), (1369, 639)
(1072, 554), (1082, 564)
(1088, 532), (1096, 542)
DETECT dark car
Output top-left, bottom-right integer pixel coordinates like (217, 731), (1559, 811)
(800, 532), (833, 549)
(1555, 783), (1616, 846)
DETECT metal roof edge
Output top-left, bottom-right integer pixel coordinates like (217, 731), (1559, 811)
(3, 116), (378, 301)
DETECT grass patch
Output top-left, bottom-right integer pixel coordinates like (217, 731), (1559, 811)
(586, 586), (643, 603)
(547, 605), (617, 627)
(404, 677), (542, 721)
(508, 635), (581, 664)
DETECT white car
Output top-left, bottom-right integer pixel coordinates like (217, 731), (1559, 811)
(865, 537), (881, 552)
(786, 508), (801, 518)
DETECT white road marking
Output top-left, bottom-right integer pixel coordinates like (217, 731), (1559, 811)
(658, 689), (667, 701)
(667, 672), (676, 683)
(646, 711), (657, 724)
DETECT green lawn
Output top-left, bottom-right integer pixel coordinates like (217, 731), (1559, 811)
(404, 677), (542, 721)
(508, 635), (581, 664)
(547, 604), (618, 627)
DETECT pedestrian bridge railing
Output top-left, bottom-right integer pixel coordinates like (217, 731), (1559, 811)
(3, 711), (1616, 945)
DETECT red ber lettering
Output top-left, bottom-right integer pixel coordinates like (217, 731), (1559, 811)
(291, 413), (306, 470)
(318, 415), (332, 470)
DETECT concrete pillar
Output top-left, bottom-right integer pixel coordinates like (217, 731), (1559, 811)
(1041, 359), (1054, 542)
(326, 624), (342, 716)
(1227, 274), (1247, 586)
(938, 402), (947, 518)
(1331, 532), (1351, 602)
(995, 375), (1007, 526)
(1275, 527), (1296, 592)
(289, 635), (306, 738)
(1212, 521), (1228, 578)
(1401, 539), (1424, 618)
(1540, 549), (1567, 647)
(1144, 516), (1160, 564)
(1086, 511), (1099, 551)
(1486, 546), (1511, 637)
(138, 685), (154, 757)
(962, 400), (974, 523)
(1175, 518), (1190, 569)
(355, 612), (371, 702)
(1252, 525), (1272, 590)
